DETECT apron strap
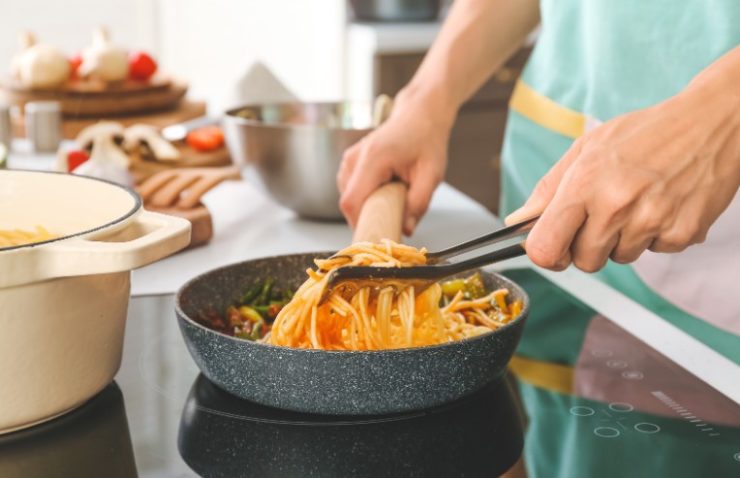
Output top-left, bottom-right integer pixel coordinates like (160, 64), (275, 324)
(509, 79), (601, 139)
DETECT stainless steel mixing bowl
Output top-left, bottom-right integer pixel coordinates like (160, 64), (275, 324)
(224, 102), (375, 220)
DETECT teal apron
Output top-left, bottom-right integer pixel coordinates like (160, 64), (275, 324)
(499, 1), (740, 476)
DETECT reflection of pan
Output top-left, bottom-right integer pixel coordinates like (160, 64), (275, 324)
(0, 383), (137, 477)
(178, 374), (523, 478)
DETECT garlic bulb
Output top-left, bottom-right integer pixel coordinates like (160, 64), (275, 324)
(12, 31), (70, 89)
(79, 27), (128, 82)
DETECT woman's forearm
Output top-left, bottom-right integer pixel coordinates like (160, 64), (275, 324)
(398, 0), (540, 122)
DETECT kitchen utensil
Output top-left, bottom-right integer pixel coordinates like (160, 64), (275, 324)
(177, 373), (523, 477)
(129, 142), (232, 185)
(175, 182), (529, 415)
(176, 252), (527, 415)
(349, 0), (442, 22)
(323, 215), (538, 303)
(137, 166), (241, 209)
(137, 166), (241, 249)
(223, 101), (376, 219)
(24, 101), (61, 152)
(161, 116), (220, 143)
(0, 170), (190, 434)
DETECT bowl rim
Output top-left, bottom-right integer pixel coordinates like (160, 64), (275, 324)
(224, 101), (376, 133)
(175, 252), (530, 356)
(0, 170), (141, 253)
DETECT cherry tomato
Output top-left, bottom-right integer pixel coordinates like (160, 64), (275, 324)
(128, 51), (157, 81)
(67, 150), (89, 172)
(186, 126), (225, 152)
(69, 53), (83, 78)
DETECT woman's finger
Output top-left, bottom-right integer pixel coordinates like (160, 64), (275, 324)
(569, 216), (620, 272)
(610, 233), (653, 264)
(339, 149), (394, 229)
(525, 181), (587, 270)
(651, 186), (731, 253)
(404, 159), (443, 235)
(337, 141), (361, 193)
(610, 201), (665, 263)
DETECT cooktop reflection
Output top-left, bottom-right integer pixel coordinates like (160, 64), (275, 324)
(178, 374), (524, 478)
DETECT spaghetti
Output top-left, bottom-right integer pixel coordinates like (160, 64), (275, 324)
(0, 226), (56, 248)
(267, 240), (522, 350)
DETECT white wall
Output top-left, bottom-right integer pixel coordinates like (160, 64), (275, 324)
(0, 0), (157, 73)
(157, 0), (347, 112)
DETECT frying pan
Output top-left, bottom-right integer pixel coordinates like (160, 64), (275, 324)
(175, 184), (529, 415)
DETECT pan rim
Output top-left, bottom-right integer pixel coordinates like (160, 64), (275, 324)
(175, 253), (530, 356)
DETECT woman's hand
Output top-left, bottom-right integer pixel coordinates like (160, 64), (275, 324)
(338, 91), (455, 235)
(507, 51), (740, 272)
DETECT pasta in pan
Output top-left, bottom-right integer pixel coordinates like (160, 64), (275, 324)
(0, 226), (56, 248)
(267, 240), (522, 351)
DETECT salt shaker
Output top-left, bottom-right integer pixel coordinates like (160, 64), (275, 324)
(25, 101), (62, 152)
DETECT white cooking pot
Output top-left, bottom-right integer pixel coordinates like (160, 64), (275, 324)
(0, 170), (191, 434)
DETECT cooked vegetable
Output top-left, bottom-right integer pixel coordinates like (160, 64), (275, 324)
(186, 126), (224, 152)
(441, 272), (486, 300)
(195, 278), (293, 341)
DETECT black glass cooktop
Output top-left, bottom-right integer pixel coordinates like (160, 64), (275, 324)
(1, 270), (738, 477)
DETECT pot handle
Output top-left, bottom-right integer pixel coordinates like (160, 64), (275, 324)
(38, 210), (191, 279)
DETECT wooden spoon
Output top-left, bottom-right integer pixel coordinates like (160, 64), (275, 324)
(137, 165), (241, 209)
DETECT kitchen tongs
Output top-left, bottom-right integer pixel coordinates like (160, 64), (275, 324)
(321, 215), (538, 302)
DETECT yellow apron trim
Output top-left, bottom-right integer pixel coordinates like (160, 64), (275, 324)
(509, 355), (574, 396)
(509, 79), (586, 139)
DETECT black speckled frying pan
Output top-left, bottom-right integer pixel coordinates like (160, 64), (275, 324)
(175, 252), (528, 415)
(175, 184), (529, 415)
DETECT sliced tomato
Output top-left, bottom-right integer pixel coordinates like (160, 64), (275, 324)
(186, 126), (225, 152)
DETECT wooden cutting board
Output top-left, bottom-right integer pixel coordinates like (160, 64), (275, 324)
(0, 75), (187, 117)
(146, 203), (213, 249)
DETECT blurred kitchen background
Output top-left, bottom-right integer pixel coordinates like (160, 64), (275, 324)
(1, 0), (533, 213)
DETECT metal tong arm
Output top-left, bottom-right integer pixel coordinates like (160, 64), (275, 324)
(325, 242), (529, 285)
(425, 216), (539, 264)
(325, 216), (538, 286)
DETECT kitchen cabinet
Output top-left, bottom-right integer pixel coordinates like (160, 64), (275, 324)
(375, 48), (532, 213)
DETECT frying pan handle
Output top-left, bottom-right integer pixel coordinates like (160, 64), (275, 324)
(352, 182), (407, 243)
